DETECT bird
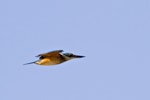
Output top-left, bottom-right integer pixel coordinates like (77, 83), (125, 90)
(23, 50), (85, 66)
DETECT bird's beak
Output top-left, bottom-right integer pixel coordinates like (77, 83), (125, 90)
(73, 55), (85, 58)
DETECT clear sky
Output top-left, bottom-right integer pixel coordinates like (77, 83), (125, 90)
(0, 0), (150, 100)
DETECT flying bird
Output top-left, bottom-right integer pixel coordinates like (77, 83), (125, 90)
(23, 50), (85, 66)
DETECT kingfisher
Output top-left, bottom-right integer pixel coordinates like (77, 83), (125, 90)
(23, 50), (85, 66)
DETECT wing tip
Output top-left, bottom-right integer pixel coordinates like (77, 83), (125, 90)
(23, 62), (35, 65)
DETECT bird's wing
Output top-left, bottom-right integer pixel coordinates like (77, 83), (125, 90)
(36, 50), (63, 58)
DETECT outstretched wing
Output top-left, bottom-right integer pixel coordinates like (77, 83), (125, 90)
(36, 50), (63, 59)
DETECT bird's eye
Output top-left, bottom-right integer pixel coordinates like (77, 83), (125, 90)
(69, 54), (73, 57)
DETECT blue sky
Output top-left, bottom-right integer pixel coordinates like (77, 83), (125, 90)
(0, 0), (150, 100)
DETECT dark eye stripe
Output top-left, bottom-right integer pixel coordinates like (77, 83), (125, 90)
(40, 56), (45, 59)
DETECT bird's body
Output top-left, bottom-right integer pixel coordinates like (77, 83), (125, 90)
(24, 50), (84, 66)
(36, 58), (59, 65)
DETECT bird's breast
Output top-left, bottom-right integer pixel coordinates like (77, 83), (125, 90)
(35, 58), (61, 66)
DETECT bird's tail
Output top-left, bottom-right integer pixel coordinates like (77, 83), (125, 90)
(23, 61), (36, 65)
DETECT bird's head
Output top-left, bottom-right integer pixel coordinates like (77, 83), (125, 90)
(63, 53), (85, 60)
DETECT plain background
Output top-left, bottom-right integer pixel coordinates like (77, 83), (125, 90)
(0, 0), (150, 100)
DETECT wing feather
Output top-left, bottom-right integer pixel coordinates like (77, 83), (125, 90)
(36, 50), (63, 58)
